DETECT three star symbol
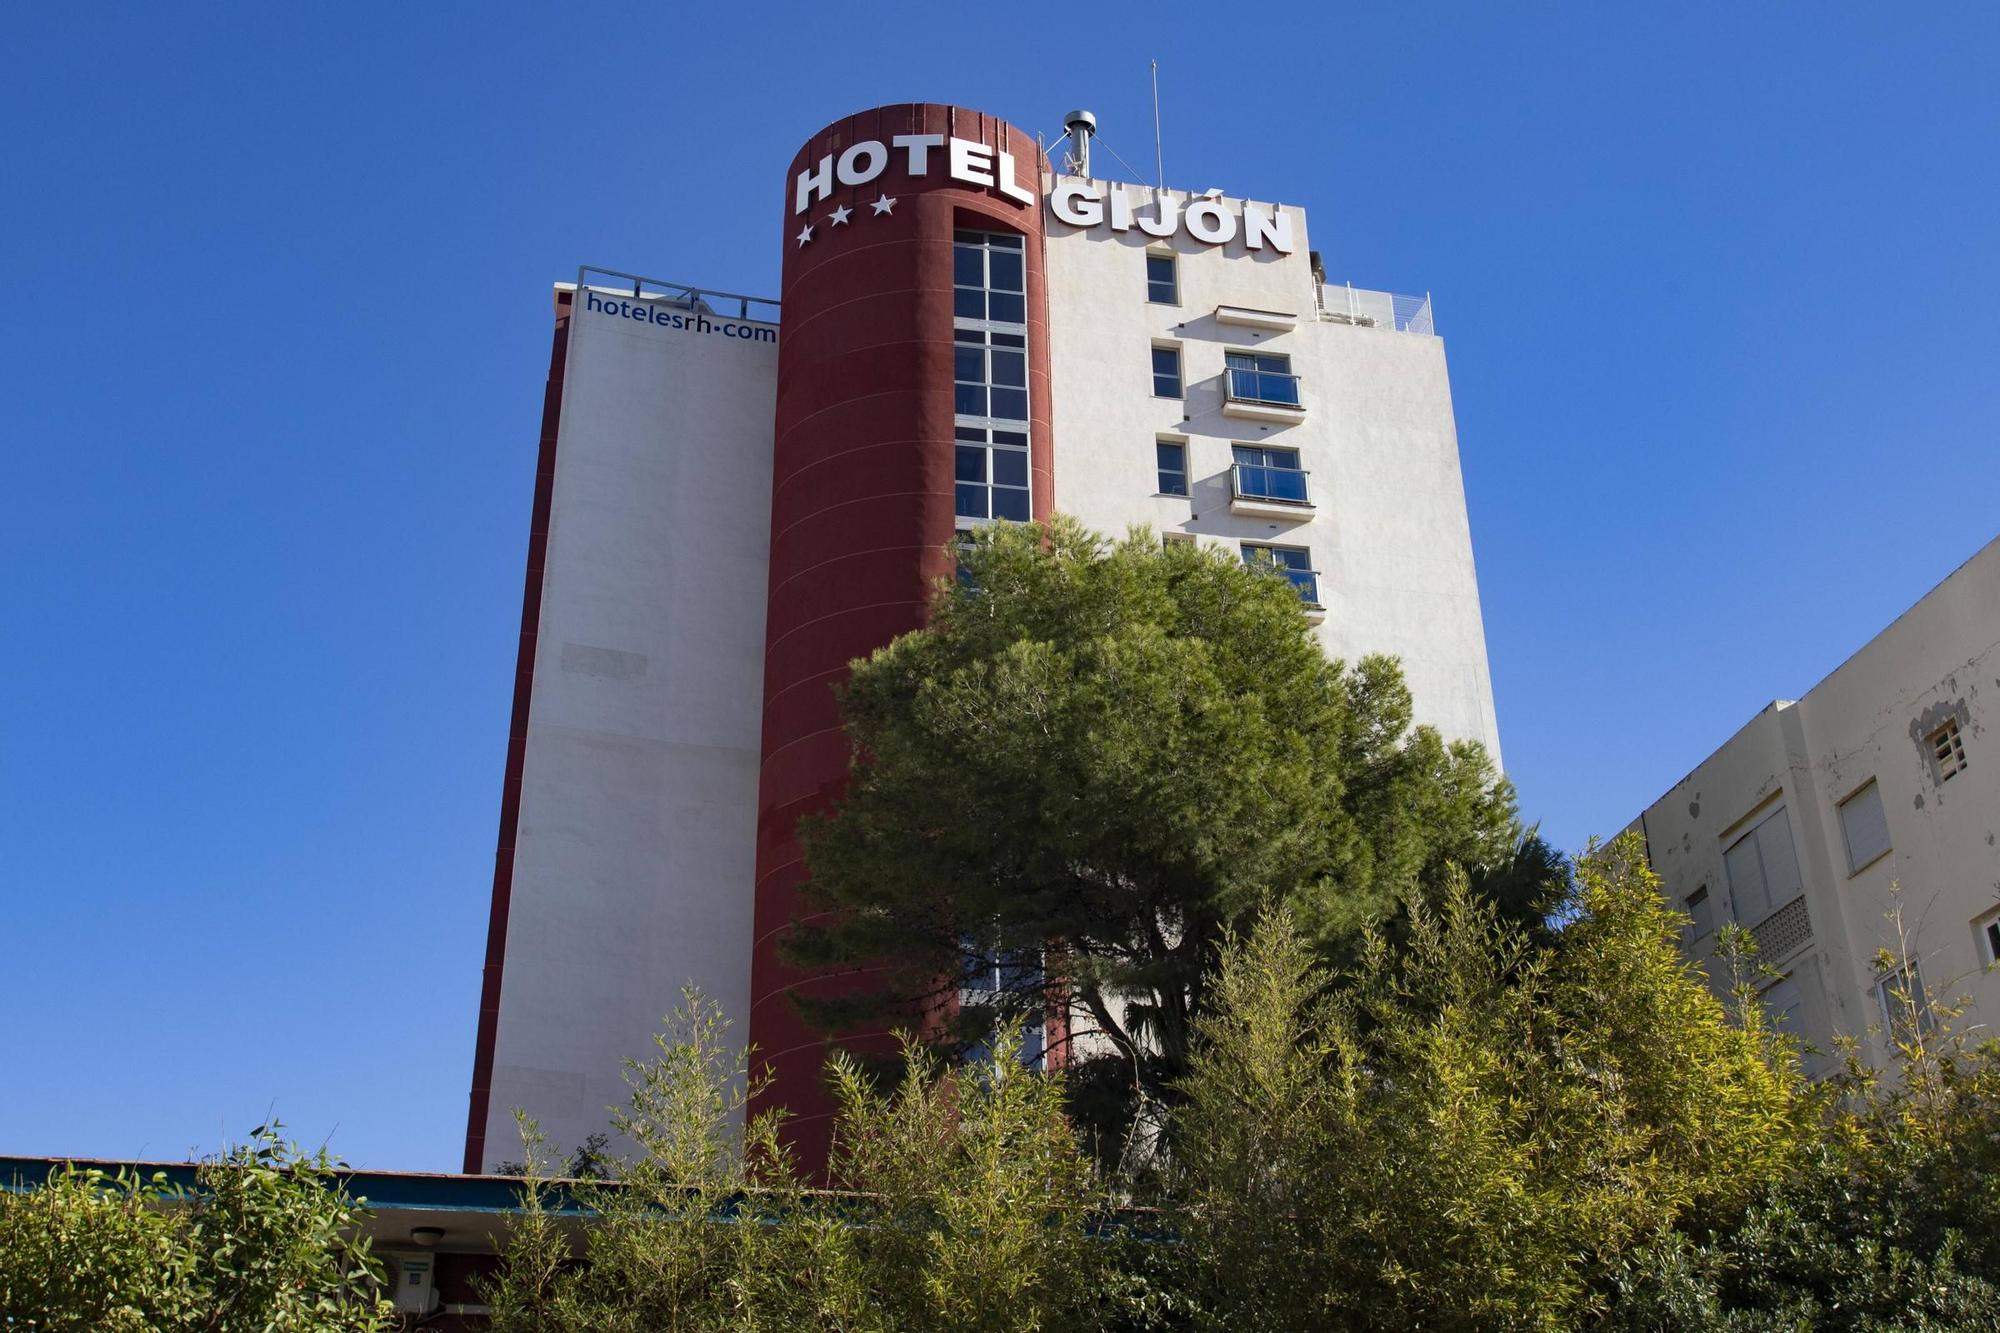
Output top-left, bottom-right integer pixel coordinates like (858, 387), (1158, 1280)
(797, 197), (896, 247)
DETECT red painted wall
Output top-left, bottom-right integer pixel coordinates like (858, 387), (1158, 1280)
(751, 104), (1053, 1170)
(464, 291), (572, 1174)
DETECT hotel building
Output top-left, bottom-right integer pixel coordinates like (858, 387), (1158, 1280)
(465, 102), (1500, 1171)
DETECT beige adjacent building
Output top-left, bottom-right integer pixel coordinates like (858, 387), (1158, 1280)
(1628, 536), (2000, 1073)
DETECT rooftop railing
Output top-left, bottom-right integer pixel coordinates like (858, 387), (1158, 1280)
(1315, 281), (1434, 336)
(574, 265), (782, 323)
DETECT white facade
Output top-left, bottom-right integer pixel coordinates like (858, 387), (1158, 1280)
(1628, 536), (2000, 1073)
(1043, 178), (1501, 759)
(477, 287), (777, 1166)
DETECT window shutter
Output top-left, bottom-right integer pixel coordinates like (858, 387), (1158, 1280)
(1724, 831), (1770, 921)
(1756, 806), (1804, 908)
(1838, 781), (1891, 871)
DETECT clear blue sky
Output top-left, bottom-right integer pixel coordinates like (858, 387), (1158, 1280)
(4, 3), (1995, 1171)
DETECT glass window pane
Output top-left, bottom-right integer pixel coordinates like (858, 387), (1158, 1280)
(955, 346), (985, 383)
(989, 251), (1024, 292)
(987, 292), (1025, 323)
(988, 232), (1023, 250)
(956, 446), (987, 482)
(956, 384), (986, 415)
(993, 430), (1028, 447)
(992, 331), (1026, 348)
(954, 247), (983, 287)
(990, 387), (1028, 420)
(955, 425), (986, 443)
(954, 288), (985, 319)
(992, 450), (1027, 487)
(955, 483), (987, 518)
(992, 487), (1031, 521)
(991, 349), (1026, 387)
(1157, 441), (1184, 470)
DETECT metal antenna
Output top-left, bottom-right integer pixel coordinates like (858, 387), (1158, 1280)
(1150, 59), (1165, 189)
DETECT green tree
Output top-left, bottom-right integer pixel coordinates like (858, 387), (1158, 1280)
(823, 1026), (1107, 1331)
(1170, 835), (1808, 1331)
(0, 1126), (390, 1332)
(485, 987), (816, 1332)
(785, 518), (1531, 1126)
(1600, 895), (2000, 1330)
(0, 1165), (197, 1332)
(487, 1003), (1108, 1331)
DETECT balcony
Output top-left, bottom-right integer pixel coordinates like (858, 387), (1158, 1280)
(1271, 564), (1323, 612)
(1245, 556), (1323, 614)
(1229, 462), (1313, 520)
(1222, 367), (1305, 424)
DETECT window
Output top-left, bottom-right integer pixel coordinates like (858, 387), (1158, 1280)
(954, 328), (1028, 421)
(1156, 439), (1188, 496)
(1930, 718), (1968, 781)
(1760, 972), (1804, 1036)
(1146, 252), (1178, 304)
(954, 232), (1032, 508)
(1876, 960), (1935, 1037)
(1838, 780), (1892, 873)
(954, 426), (1031, 522)
(1230, 443), (1309, 504)
(960, 939), (1046, 1069)
(1723, 805), (1804, 923)
(1162, 531), (1196, 548)
(1224, 350), (1299, 407)
(951, 529), (978, 588)
(1975, 909), (2000, 966)
(1152, 345), (1183, 398)
(1243, 544), (1319, 607)
(953, 230), (1026, 325)
(1684, 885), (1716, 940)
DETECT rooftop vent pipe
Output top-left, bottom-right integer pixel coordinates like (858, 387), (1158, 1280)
(1063, 108), (1096, 176)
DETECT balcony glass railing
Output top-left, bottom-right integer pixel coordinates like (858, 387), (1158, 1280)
(1247, 558), (1321, 608)
(1276, 565), (1320, 607)
(1225, 367), (1302, 408)
(1231, 463), (1310, 505)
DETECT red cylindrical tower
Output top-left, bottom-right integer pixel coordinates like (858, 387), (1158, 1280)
(750, 104), (1053, 1168)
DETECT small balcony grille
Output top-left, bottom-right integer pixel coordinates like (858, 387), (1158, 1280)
(1750, 895), (1813, 962)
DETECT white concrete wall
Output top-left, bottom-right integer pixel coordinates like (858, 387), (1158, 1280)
(1042, 178), (1502, 760)
(479, 288), (777, 1166)
(1632, 536), (2000, 1071)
